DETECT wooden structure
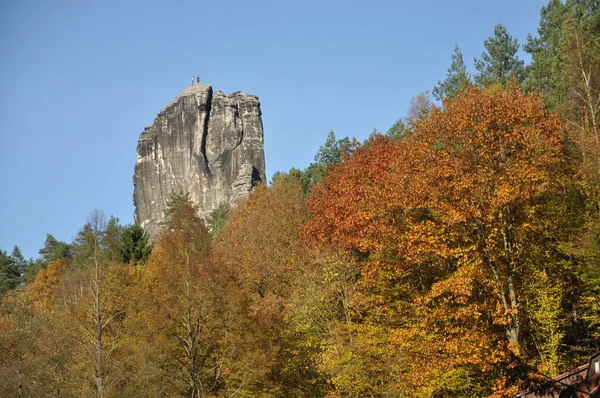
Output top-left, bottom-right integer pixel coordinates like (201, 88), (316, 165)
(517, 353), (600, 398)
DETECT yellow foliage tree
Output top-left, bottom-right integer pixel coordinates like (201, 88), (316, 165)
(306, 85), (571, 396)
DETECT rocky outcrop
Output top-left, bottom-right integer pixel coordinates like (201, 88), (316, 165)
(133, 84), (266, 238)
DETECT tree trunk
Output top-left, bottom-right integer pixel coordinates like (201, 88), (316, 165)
(501, 209), (520, 351)
(94, 250), (105, 398)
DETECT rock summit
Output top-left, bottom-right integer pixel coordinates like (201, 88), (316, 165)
(133, 84), (266, 238)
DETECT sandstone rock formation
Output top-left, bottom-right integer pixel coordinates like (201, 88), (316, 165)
(133, 84), (266, 238)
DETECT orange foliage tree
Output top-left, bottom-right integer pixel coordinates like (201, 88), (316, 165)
(130, 201), (232, 397)
(27, 258), (69, 311)
(305, 85), (571, 396)
(212, 176), (328, 396)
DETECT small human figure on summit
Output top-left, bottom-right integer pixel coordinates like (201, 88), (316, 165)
(197, 76), (200, 84)
(191, 77), (194, 85)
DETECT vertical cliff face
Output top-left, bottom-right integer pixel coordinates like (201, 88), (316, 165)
(133, 84), (266, 238)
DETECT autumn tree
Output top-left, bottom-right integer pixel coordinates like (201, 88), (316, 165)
(0, 292), (67, 397)
(0, 257), (76, 397)
(217, 178), (309, 301)
(55, 210), (130, 398)
(27, 257), (69, 311)
(304, 134), (439, 396)
(416, 85), (567, 349)
(24, 234), (72, 282)
(213, 176), (328, 396)
(405, 91), (435, 127)
(130, 198), (234, 397)
(380, 92), (435, 144)
(525, 0), (600, 360)
(305, 85), (573, 395)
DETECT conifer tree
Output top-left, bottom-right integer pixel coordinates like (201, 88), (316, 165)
(525, 0), (599, 110)
(474, 24), (527, 86)
(0, 247), (23, 294)
(119, 224), (151, 265)
(285, 130), (352, 193)
(433, 44), (471, 100)
(385, 119), (407, 140)
(38, 234), (71, 266)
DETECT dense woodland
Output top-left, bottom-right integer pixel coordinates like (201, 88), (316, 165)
(2, 1), (600, 396)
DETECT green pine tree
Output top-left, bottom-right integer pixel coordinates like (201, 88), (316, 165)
(0, 247), (23, 293)
(206, 202), (230, 239)
(162, 190), (198, 228)
(385, 119), (408, 140)
(433, 44), (471, 100)
(71, 210), (124, 268)
(525, 0), (599, 109)
(38, 234), (71, 266)
(285, 130), (353, 193)
(119, 224), (152, 265)
(474, 24), (527, 86)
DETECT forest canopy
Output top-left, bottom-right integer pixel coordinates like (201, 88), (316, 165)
(2, 1), (600, 397)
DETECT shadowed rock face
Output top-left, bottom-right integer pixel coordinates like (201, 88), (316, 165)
(133, 84), (266, 238)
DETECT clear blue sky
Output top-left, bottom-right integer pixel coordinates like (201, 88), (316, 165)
(0, 0), (548, 259)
